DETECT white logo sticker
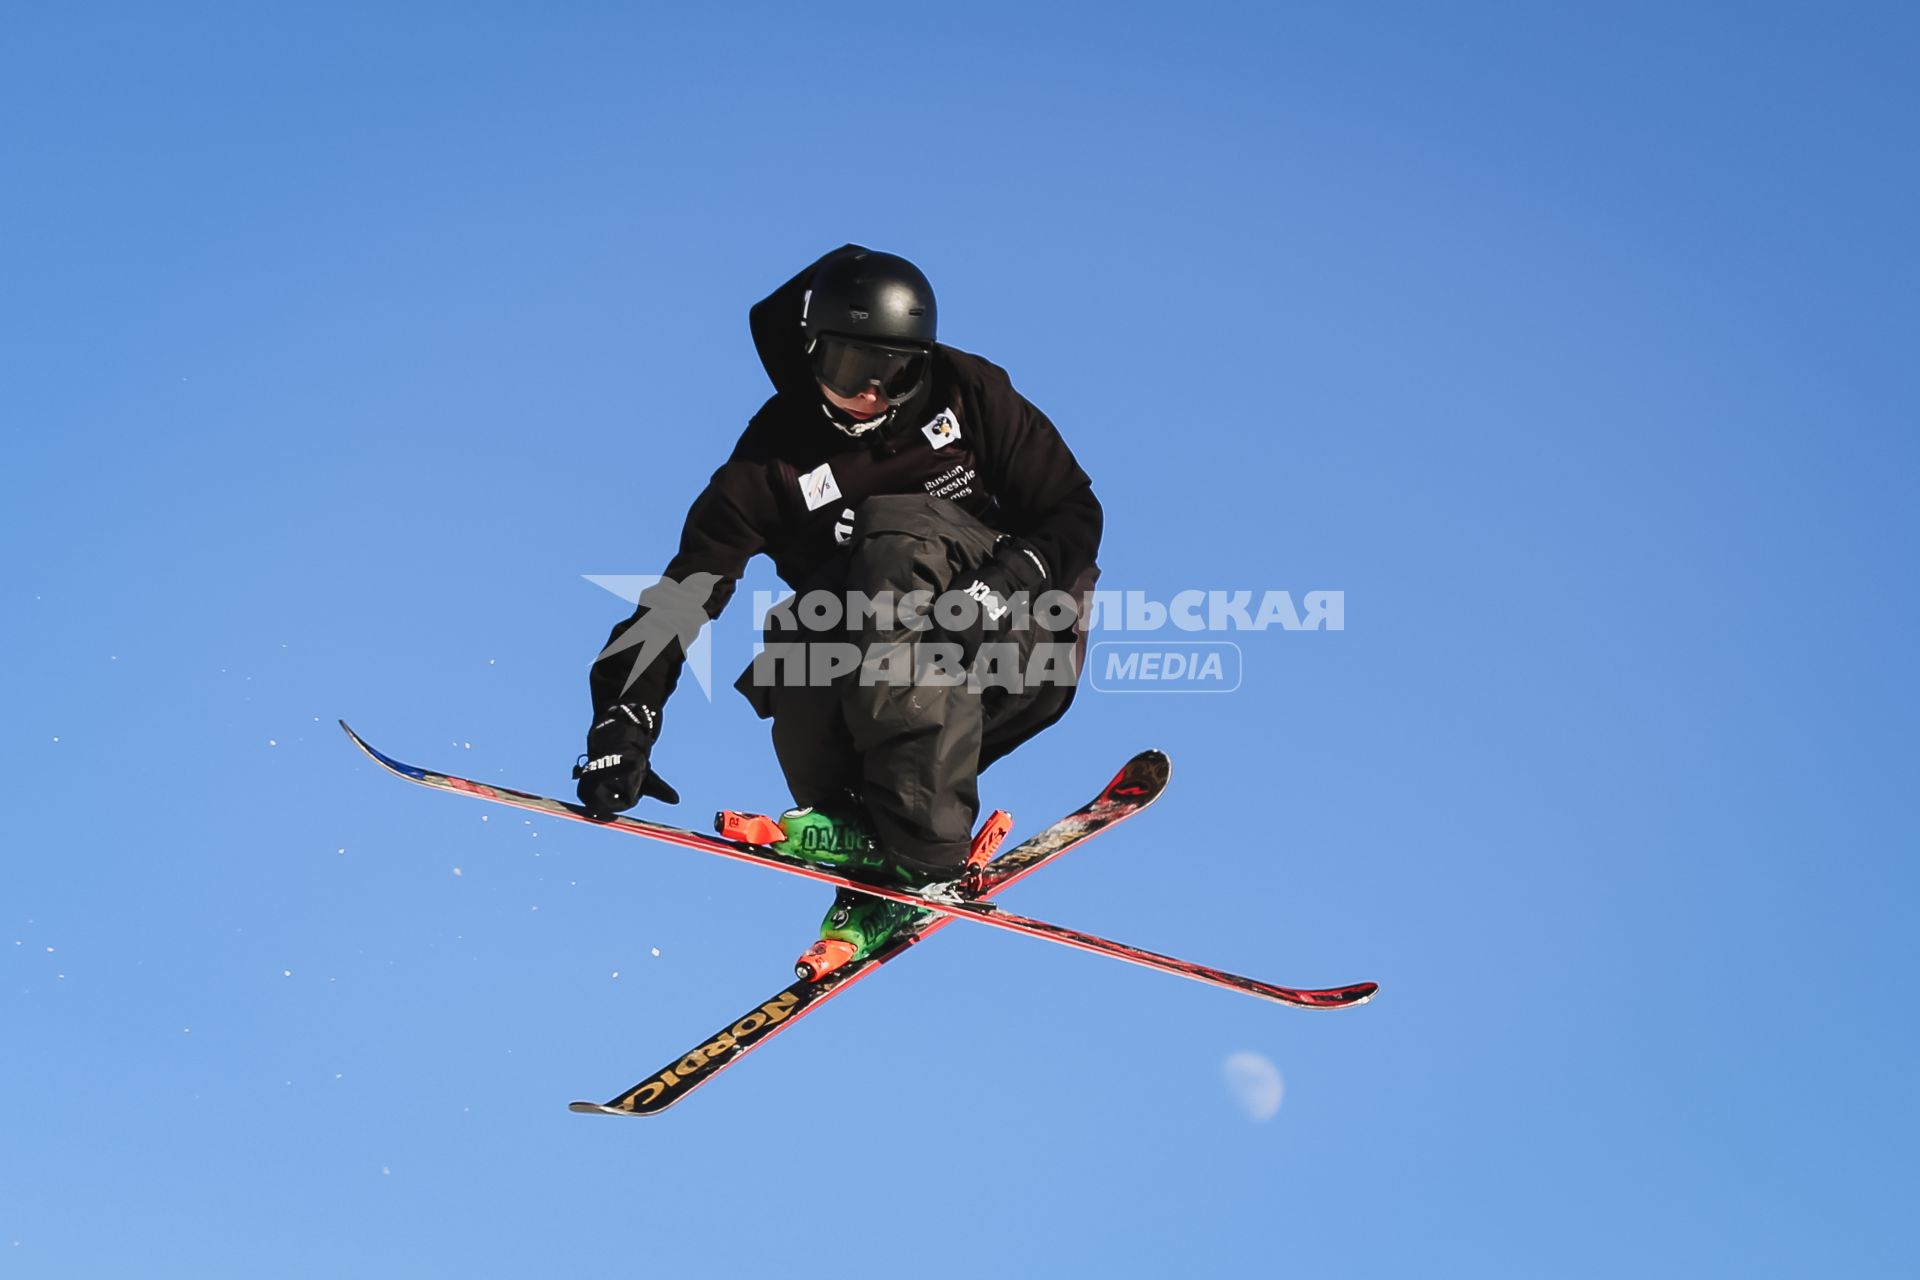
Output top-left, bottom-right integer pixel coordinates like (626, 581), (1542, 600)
(798, 462), (842, 511)
(921, 409), (961, 450)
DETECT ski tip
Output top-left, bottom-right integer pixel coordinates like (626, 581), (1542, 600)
(1319, 981), (1379, 1008)
(338, 719), (379, 758)
(1118, 749), (1172, 790)
(568, 1100), (636, 1117)
(337, 721), (432, 782)
(1267, 980), (1380, 1010)
(338, 720), (384, 758)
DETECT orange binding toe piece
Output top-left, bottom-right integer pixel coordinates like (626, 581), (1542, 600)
(715, 810), (785, 845)
(794, 938), (858, 982)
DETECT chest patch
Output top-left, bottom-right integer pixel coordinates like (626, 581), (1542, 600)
(921, 409), (962, 450)
(798, 462), (843, 511)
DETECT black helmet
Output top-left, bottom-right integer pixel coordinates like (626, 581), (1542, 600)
(800, 250), (937, 349)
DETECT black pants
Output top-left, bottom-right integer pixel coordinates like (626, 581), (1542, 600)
(735, 495), (1081, 878)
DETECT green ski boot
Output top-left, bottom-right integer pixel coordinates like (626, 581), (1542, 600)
(794, 888), (929, 981)
(765, 802), (924, 885)
(789, 809), (1014, 982)
(769, 803), (874, 862)
(782, 803), (925, 981)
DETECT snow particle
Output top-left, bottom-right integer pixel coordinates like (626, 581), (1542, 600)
(452, 867), (463, 877)
(51, 737), (59, 744)
(382, 1167), (391, 1176)
(268, 739), (278, 747)
(610, 971), (620, 979)
(650, 947), (660, 957)
(282, 969), (292, 978)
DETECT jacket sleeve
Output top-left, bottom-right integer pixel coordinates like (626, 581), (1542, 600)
(586, 460), (777, 724)
(968, 359), (1103, 590)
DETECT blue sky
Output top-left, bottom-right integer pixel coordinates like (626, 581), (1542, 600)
(4, 2), (1915, 1275)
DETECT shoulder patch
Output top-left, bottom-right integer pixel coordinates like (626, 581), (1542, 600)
(798, 462), (842, 511)
(921, 408), (962, 450)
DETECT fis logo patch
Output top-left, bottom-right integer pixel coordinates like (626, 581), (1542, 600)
(921, 409), (961, 450)
(798, 462), (842, 511)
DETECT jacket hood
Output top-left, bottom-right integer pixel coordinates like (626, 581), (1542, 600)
(748, 243), (865, 398)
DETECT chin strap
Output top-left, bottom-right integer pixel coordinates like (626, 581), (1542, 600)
(820, 400), (896, 439)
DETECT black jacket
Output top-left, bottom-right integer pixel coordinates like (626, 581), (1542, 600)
(589, 245), (1103, 720)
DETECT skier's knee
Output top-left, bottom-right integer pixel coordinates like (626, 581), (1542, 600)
(849, 494), (954, 545)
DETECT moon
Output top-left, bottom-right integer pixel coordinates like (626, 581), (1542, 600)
(1222, 1051), (1284, 1121)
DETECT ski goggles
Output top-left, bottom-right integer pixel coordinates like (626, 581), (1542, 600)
(810, 336), (930, 402)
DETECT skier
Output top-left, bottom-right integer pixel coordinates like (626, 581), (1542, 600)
(575, 245), (1102, 960)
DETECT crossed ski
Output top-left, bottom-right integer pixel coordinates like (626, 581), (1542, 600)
(573, 747), (1173, 1114)
(341, 722), (1378, 1111)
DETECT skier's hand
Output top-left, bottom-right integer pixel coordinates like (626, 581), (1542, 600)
(927, 539), (1050, 670)
(574, 703), (680, 816)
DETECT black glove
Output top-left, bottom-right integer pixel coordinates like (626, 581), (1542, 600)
(573, 703), (679, 816)
(928, 539), (1050, 670)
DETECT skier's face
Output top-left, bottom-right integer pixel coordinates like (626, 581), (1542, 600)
(818, 380), (889, 421)
(809, 336), (927, 420)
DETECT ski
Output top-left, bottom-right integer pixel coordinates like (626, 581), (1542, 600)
(570, 749), (1170, 1116)
(341, 722), (1378, 1011)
